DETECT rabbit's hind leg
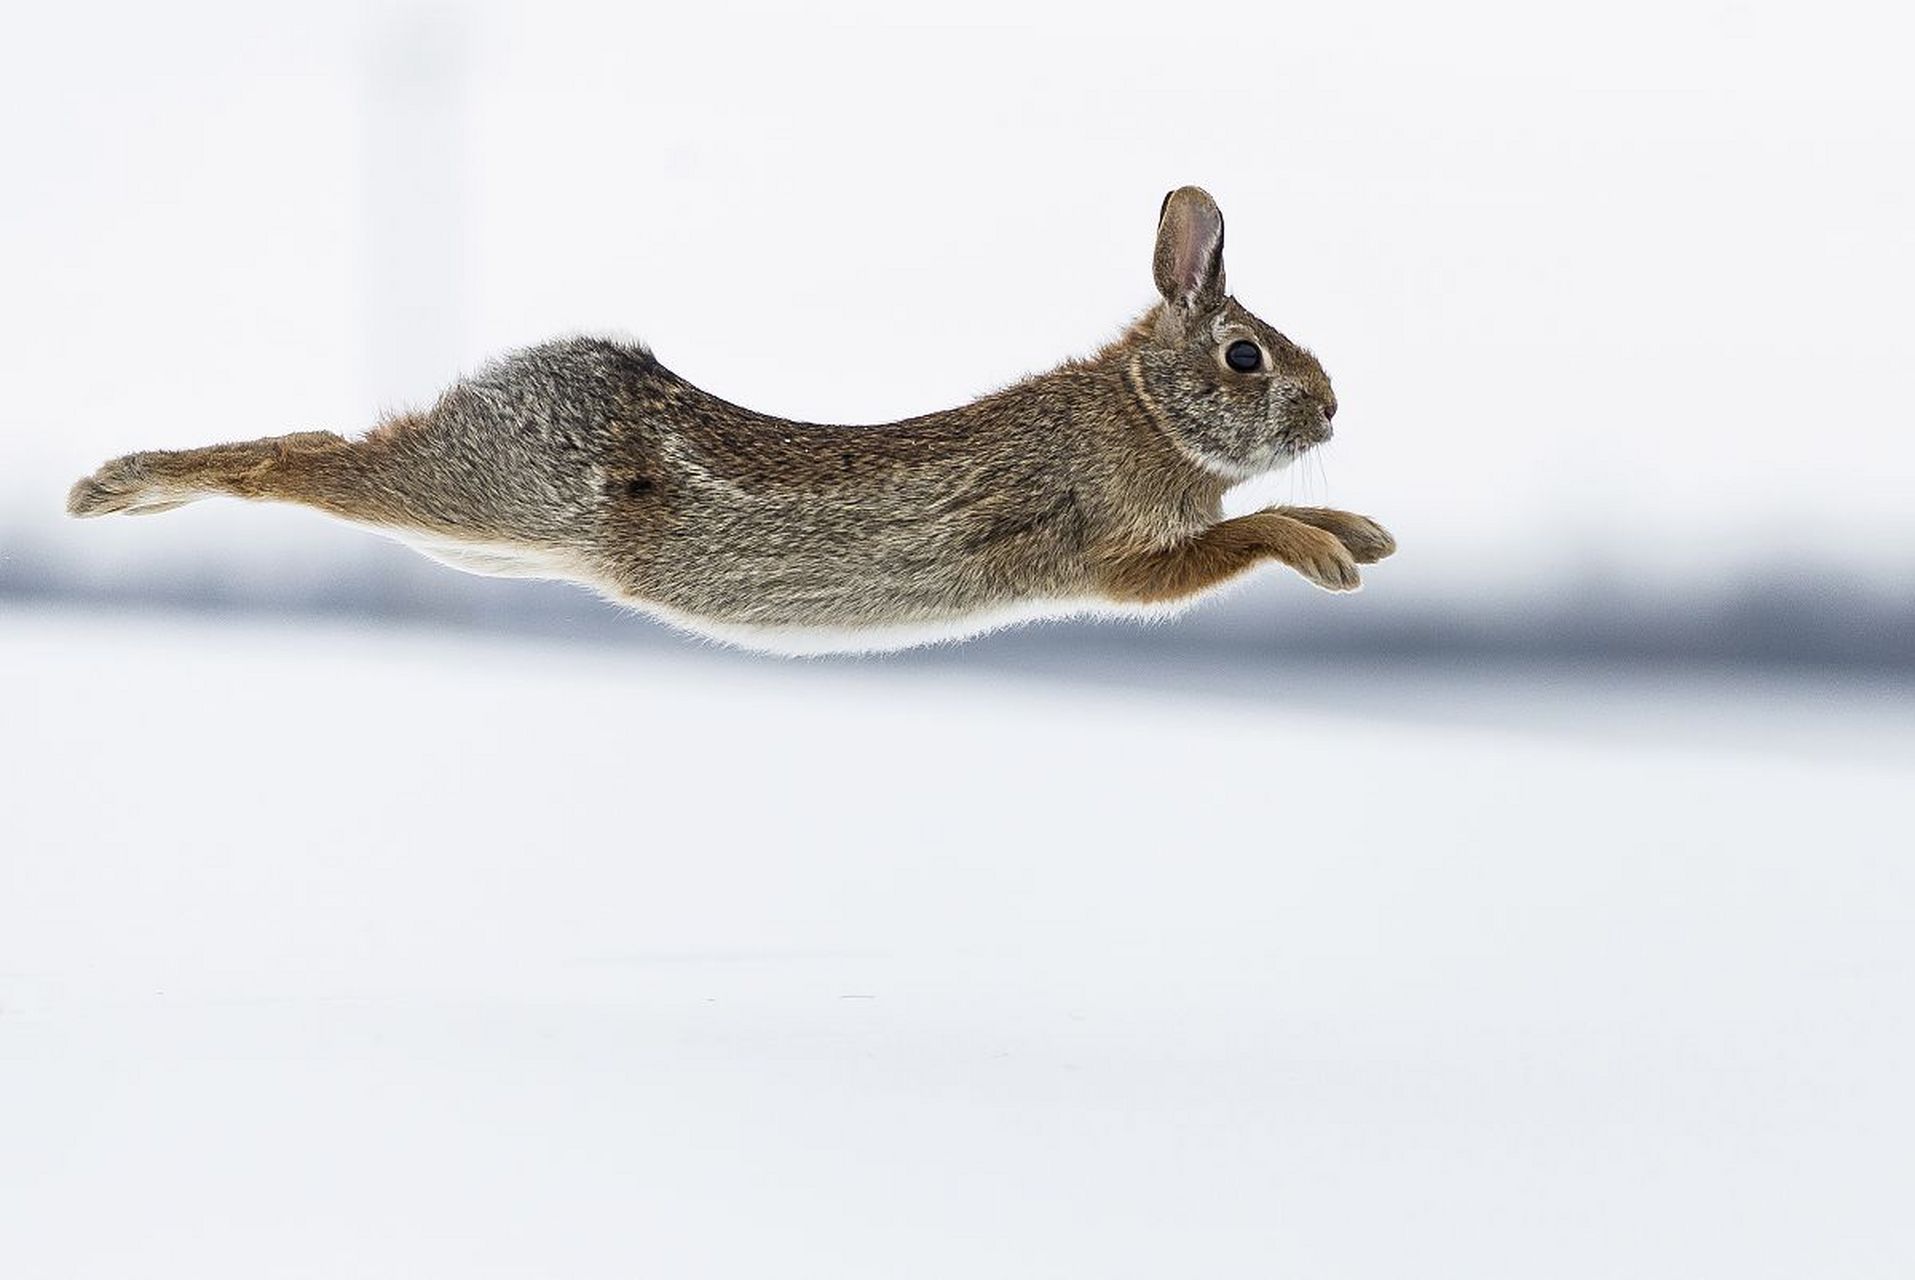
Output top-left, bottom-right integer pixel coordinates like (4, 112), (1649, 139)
(67, 432), (351, 519)
(70, 418), (602, 583)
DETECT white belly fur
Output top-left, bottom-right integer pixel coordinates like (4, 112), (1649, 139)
(368, 527), (589, 581)
(628, 594), (1202, 656)
(365, 524), (1213, 656)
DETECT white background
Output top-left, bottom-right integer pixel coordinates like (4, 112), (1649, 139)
(3, 0), (1912, 603)
(3, 3), (1913, 1277)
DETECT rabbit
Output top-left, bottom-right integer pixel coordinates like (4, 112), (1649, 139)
(66, 186), (1394, 654)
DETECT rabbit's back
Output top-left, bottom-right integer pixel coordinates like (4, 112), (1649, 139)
(600, 353), (1102, 627)
(433, 337), (1102, 628)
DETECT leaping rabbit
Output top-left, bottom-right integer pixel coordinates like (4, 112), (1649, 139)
(67, 186), (1394, 653)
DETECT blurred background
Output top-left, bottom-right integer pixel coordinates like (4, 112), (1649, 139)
(3, 2), (1912, 1277)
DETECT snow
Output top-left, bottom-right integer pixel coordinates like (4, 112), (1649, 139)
(3, 608), (1912, 1277)
(4, 1), (1913, 1271)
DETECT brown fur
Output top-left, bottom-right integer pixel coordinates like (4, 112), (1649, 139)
(67, 187), (1394, 652)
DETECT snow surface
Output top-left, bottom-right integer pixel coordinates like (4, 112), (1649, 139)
(3, 608), (1913, 1278)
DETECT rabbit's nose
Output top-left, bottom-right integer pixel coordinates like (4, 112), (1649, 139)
(1323, 399), (1338, 421)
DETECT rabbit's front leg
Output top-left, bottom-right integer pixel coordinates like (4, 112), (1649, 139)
(1099, 510), (1362, 603)
(1274, 507), (1397, 564)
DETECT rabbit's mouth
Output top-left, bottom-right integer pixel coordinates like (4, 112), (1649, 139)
(1253, 440), (1305, 474)
(1267, 403), (1334, 465)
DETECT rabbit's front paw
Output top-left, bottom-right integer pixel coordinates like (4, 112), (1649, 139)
(1282, 524), (1363, 593)
(1279, 507), (1397, 564)
(1328, 513), (1395, 564)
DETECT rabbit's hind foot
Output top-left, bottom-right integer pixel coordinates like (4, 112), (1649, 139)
(66, 433), (349, 519)
(67, 453), (202, 517)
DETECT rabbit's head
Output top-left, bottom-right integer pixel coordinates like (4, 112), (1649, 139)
(1128, 186), (1336, 480)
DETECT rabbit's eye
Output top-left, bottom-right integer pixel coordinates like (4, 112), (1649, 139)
(1224, 340), (1263, 373)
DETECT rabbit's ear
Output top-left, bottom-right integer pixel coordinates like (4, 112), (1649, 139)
(1153, 186), (1226, 312)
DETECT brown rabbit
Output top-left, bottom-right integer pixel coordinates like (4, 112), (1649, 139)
(67, 186), (1394, 653)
